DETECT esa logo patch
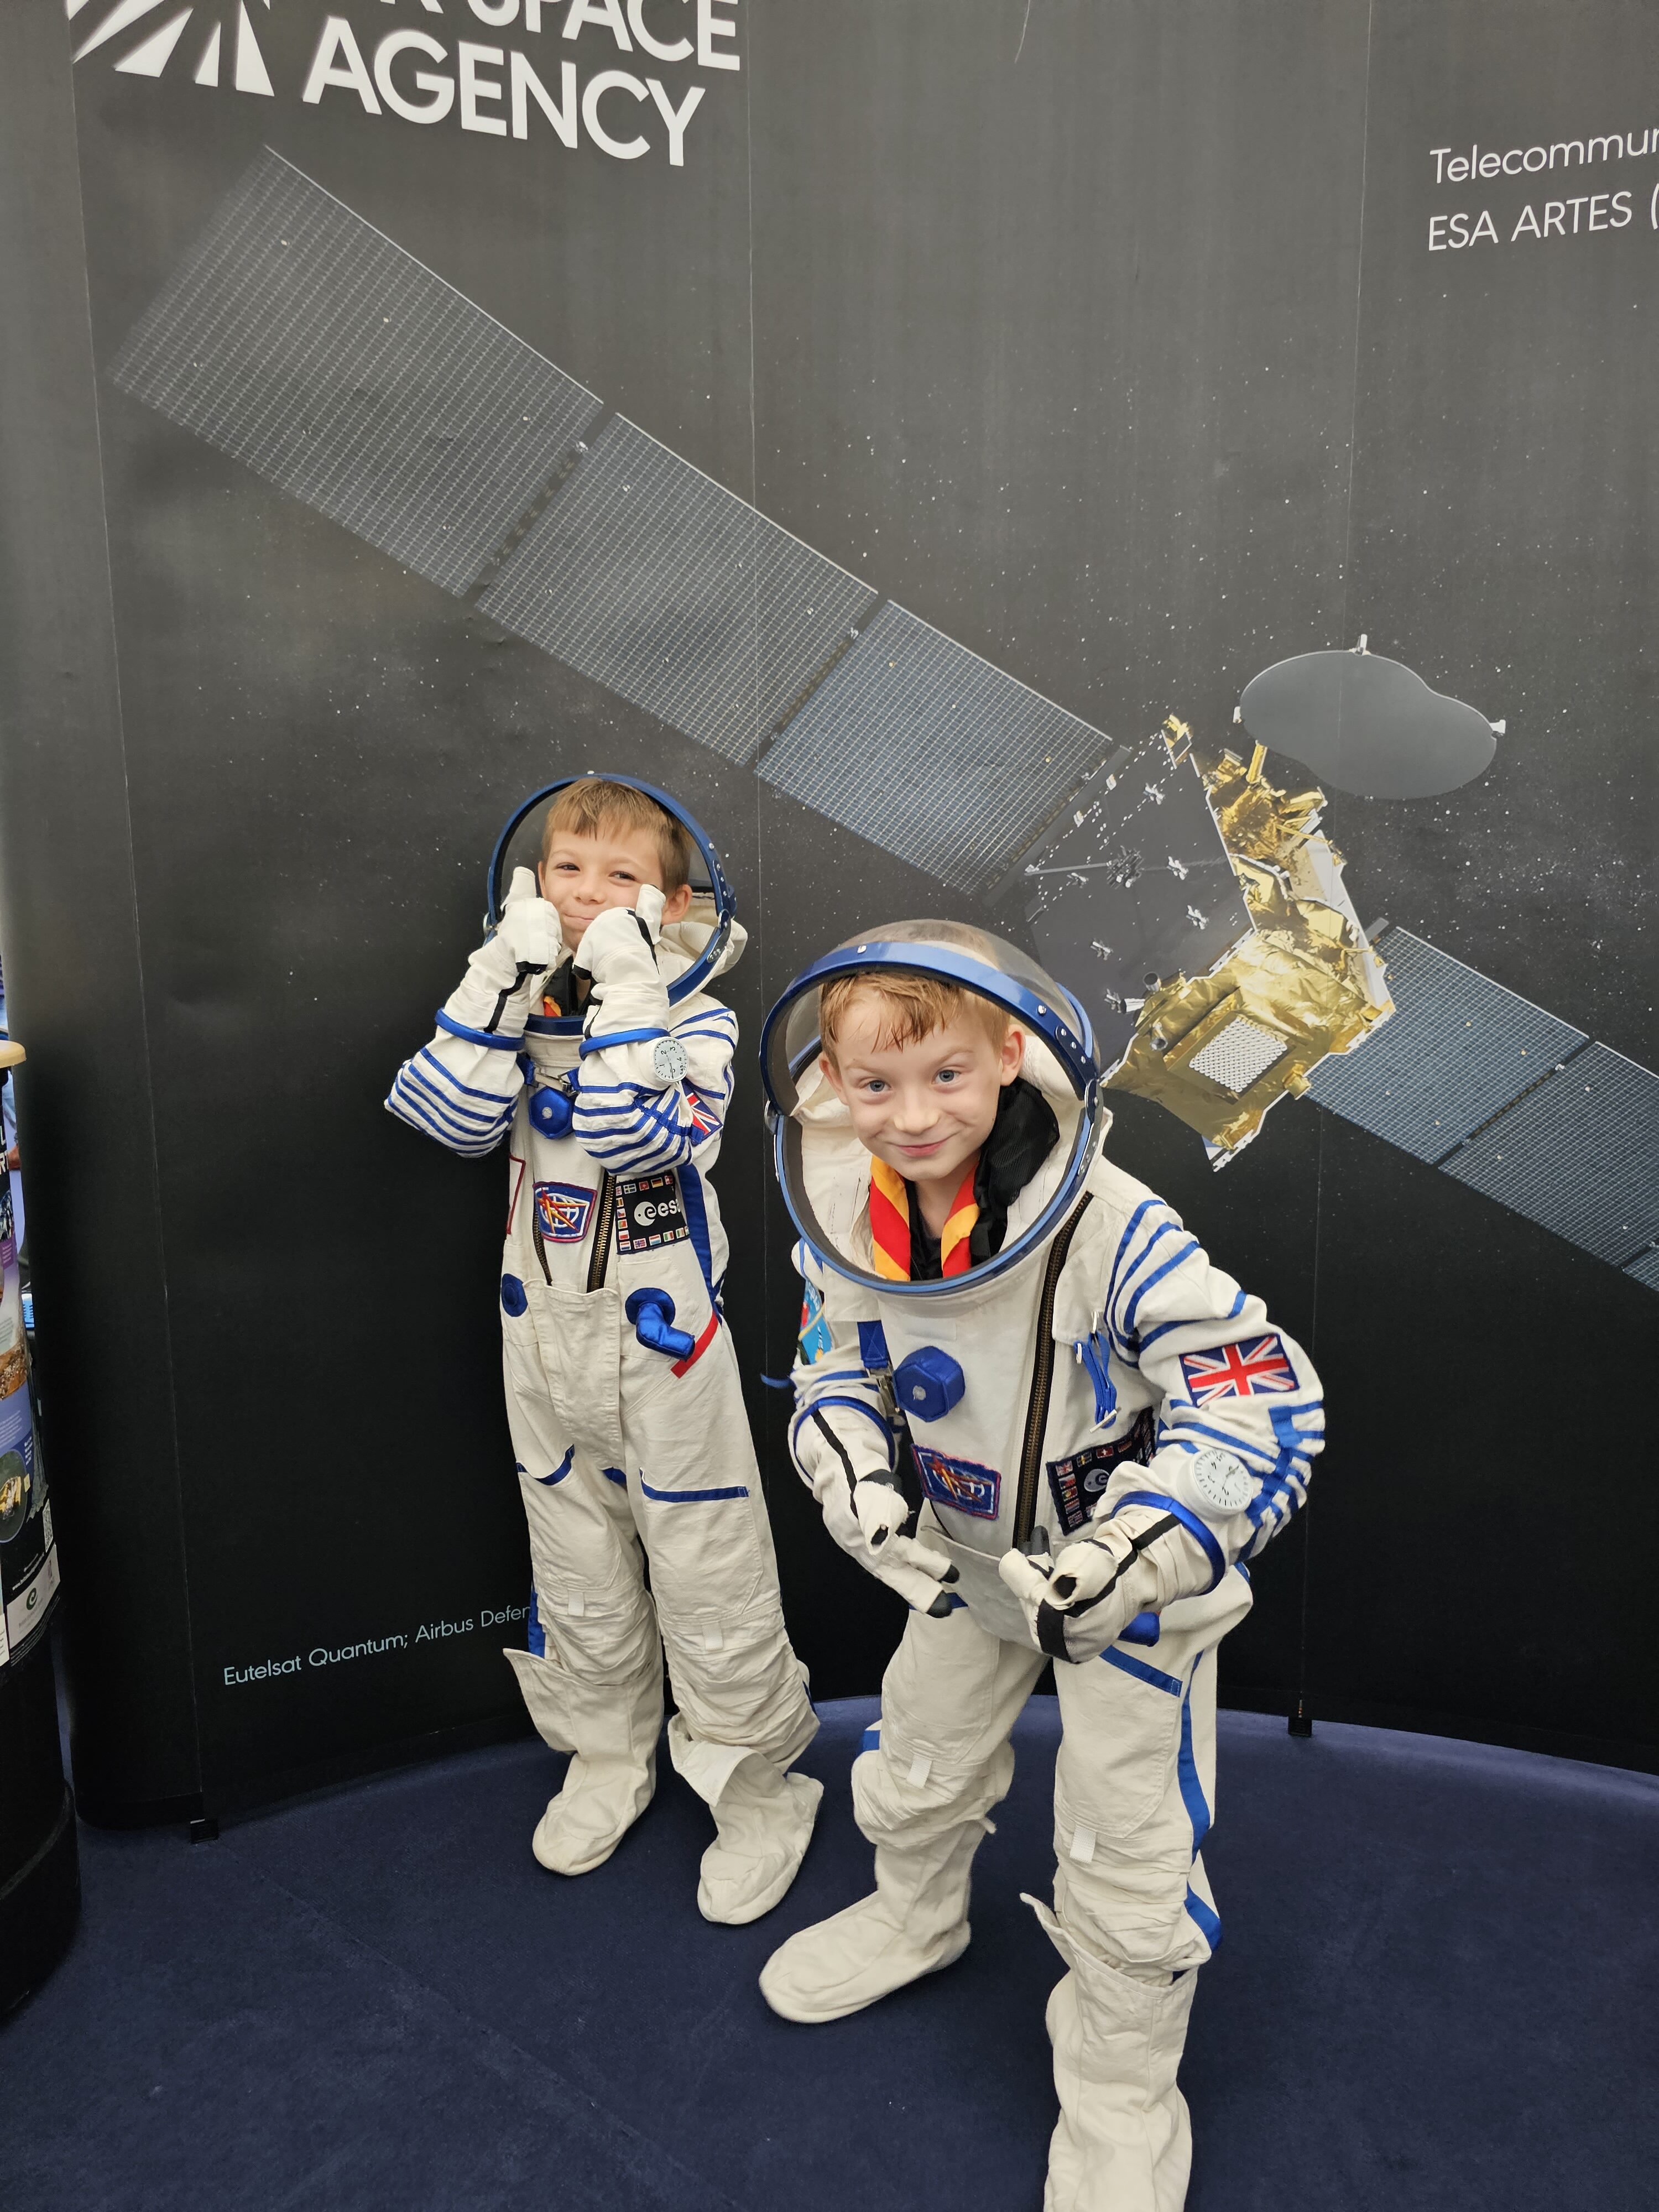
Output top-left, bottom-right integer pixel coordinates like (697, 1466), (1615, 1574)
(1046, 1411), (1158, 1536)
(912, 1444), (1001, 1522)
(614, 1171), (689, 1253)
(535, 1182), (596, 1244)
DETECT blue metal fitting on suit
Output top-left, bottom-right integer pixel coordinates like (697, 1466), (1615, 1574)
(528, 1082), (575, 1139)
(1120, 1611), (1161, 1647)
(893, 1345), (966, 1422)
(625, 1286), (696, 1361)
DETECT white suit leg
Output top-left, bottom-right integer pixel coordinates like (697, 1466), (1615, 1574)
(500, 1333), (664, 1877)
(1037, 1569), (1253, 2212)
(761, 1600), (1046, 2020)
(621, 1328), (820, 1923)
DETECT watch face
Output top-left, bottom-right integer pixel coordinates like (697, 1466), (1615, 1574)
(652, 1036), (690, 1086)
(1190, 1447), (1254, 1515)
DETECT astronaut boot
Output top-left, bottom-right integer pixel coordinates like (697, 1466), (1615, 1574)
(758, 1818), (984, 2022)
(506, 1649), (662, 1878)
(697, 1757), (824, 1927)
(1033, 1902), (1197, 2212)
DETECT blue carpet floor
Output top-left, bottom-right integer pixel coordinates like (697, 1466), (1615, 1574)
(6, 1700), (1656, 2210)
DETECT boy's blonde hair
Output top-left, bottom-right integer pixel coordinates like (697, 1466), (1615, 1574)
(820, 926), (1012, 1061)
(541, 778), (693, 895)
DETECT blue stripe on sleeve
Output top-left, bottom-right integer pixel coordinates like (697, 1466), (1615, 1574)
(402, 1064), (506, 1130)
(1119, 1238), (1202, 1343)
(386, 1084), (499, 1155)
(435, 1009), (521, 1050)
(415, 1046), (520, 1107)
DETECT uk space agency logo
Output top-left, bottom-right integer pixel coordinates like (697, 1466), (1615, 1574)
(70, 1), (276, 91)
(68, 1), (739, 170)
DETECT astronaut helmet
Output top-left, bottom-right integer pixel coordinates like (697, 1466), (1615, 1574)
(760, 919), (1105, 1298)
(487, 774), (738, 1037)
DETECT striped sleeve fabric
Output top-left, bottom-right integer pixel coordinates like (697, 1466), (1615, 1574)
(1094, 1193), (1324, 1564)
(570, 1001), (737, 1177)
(788, 1244), (895, 1493)
(385, 1031), (522, 1158)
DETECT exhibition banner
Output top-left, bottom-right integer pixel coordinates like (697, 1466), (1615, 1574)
(1, 0), (1652, 1816)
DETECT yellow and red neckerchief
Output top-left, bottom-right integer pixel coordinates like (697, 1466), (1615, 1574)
(870, 1156), (978, 1282)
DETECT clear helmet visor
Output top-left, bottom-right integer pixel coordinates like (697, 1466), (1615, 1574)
(760, 921), (1105, 1298)
(487, 776), (736, 1035)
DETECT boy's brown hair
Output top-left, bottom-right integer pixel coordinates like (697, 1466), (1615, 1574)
(820, 926), (1012, 1062)
(541, 778), (693, 895)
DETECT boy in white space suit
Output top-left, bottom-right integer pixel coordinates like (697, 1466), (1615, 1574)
(388, 777), (817, 1923)
(755, 920), (1323, 2211)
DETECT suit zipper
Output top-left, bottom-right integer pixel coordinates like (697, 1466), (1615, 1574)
(586, 1168), (614, 1292)
(1011, 1196), (1092, 1550)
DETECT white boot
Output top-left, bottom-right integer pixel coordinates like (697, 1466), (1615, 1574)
(504, 1647), (661, 1877)
(1030, 1898), (1196, 2212)
(759, 1818), (985, 2022)
(697, 1759), (823, 1926)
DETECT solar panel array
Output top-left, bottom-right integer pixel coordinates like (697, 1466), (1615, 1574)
(759, 602), (1109, 894)
(478, 416), (874, 765)
(1444, 1042), (1659, 1268)
(110, 152), (602, 597)
(1306, 928), (1587, 1161)
(111, 154), (1659, 1291)
(113, 151), (1093, 877)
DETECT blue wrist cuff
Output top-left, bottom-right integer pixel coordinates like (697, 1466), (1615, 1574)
(1109, 1491), (1227, 1592)
(579, 1027), (669, 1057)
(435, 1009), (523, 1050)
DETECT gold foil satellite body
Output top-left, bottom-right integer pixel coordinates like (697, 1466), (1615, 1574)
(1018, 717), (1394, 1164)
(1110, 730), (1393, 1159)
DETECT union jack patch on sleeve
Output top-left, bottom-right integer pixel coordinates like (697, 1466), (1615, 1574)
(1178, 1333), (1297, 1404)
(685, 1087), (721, 1141)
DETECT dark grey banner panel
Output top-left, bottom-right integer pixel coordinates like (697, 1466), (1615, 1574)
(758, 601), (1107, 895)
(1307, 928), (1587, 1162)
(1625, 1245), (1659, 1293)
(1444, 1043), (1659, 1267)
(478, 414), (874, 765)
(110, 150), (601, 598)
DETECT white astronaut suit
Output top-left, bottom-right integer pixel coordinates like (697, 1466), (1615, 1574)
(756, 925), (1323, 2211)
(387, 780), (817, 1923)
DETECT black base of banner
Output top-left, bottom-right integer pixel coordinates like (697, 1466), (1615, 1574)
(77, 1708), (535, 1832)
(1220, 1683), (1659, 1776)
(0, 1784), (79, 2016)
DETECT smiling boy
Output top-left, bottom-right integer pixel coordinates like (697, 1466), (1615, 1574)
(759, 922), (1324, 2212)
(387, 778), (817, 1922)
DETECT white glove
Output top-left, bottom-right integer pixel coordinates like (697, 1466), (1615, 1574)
(821, 1480), (961, 1615)
(997, 1503), (1211, 1663)
(574, 885), (672, 1057)
(797, 1413), (958, 1615)
(572, 884), (666, 990)
(446, 867), (564, 1035)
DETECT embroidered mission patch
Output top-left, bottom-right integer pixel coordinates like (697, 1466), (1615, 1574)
(614, 1171), (689, 1253)
(912, 1444), (1001, 1521)
(797, 1278), (833, 1365)
(535, 1181), (596, 1243)
(1046, 1410), (1159, 1536)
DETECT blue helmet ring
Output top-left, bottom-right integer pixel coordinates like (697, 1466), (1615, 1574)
(487, 775), (735, 1038)
(760, 923), (1107, 1299)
